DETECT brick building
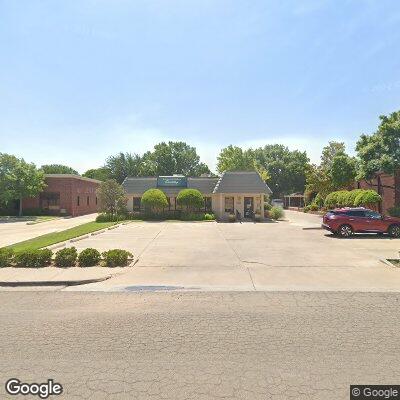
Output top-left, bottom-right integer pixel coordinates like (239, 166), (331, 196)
(22, 174), (101, 217)
(357, 170), (400, 214)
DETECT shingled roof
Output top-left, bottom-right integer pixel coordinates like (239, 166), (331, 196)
(122, 177), (157, 195)
(213, 171), (272, 194)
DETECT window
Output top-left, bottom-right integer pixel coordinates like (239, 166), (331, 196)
(204, 197), (212, 212)
(224, 197), (234, 213)
(77, 196), (80, 206)
(347, 210), (365, 217)
(87, 196), (90, 206)
(365, 210), (381, 219)
(133, 197), (141, 211)
(40, 192), (60, 209)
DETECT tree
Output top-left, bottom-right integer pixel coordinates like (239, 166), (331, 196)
(356, 110), (400, 179)
(141, 142), (211, 176)
(176, 189), (204, 211)
(217, 144), (309, 197)
(96, 179), (127, 215)
(217, 146), (254, 172)
(320, 141), (346, 170)
(83, 167), (111, 181)
(40, 164), (78, 175)
(105, 152), (143, 183)
(141, 189), (168, 213)
(329, 154), (357, 189)
(0, 153), (46, 216)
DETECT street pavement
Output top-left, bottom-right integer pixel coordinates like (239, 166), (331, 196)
(0, 291), (399, 400)
(0, 214), (98, 248)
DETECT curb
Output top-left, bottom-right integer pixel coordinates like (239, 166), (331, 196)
(0, 275), (112, 287)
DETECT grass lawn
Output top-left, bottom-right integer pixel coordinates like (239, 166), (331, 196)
(6, 221), (118, 252)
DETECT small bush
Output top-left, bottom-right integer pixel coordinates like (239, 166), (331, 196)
(346, 189), (363, 206)
(336, 190), (351, 207)
(176, 189), (204, 210)
(141, 189), (168, 213)
(303, 205), (311, 213)
(264, 203), (272, 211)
(78, 248), (101, 267)
(102, 249), (133, 267)
(204, 213), (215, 220)
(54, 247), (77, 268)
(269, 206), (284, 220)
(313, 193), (324, 208)
(388, 206), (400, 217)
(309, 203), (319, 211)
(0, 248), (14, 268)
(14, 249), (53, 268)
(324, 191), (340, 208)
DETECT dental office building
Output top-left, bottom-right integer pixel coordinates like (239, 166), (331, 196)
(122, 170), (272, 220)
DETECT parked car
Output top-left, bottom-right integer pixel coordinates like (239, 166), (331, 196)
(322, 207), (400, 238)
(271, 199), (284, 208)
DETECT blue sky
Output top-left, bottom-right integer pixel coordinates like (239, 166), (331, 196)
(1, 0), (399, 173)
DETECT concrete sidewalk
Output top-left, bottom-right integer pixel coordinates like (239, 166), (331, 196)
(0, 267), (126, 286)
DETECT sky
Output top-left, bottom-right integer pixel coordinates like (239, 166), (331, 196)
(1, 0), (400, 173)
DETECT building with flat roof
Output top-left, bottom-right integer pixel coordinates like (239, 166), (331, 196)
(122, 170), (272, 220)
(22, 174), (101, 217)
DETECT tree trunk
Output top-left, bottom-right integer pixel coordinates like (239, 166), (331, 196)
(19, 196), (23, 217)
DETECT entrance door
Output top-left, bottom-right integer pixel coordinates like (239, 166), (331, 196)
(244, 197), (254, 218)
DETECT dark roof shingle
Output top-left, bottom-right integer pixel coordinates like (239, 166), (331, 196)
(213, 171), (272, 194)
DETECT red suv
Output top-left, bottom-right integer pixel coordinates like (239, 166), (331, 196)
(322, 207), (400, 238)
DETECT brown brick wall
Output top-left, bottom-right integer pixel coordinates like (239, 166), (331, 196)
(357, 171), (399, 214)
(22, 176), (100, 217)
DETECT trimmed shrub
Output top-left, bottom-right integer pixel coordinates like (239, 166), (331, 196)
(269, 206), (284, 220)
(0, 248), (14, 268)
(303, 205), (311, 213)
(336, 190), (351, 207)
(176, 189), (204, 211)
(346, 189), (363, 206)
(14, 249), (53, 268)
(264, 203), (272, 211)
(309, 203), (319, 211)
(204, 213), (215, 220)
(54, 247), (77, 268)
(324, 191), (340, 208)
(388, 206), (400, 218)
(141, 189), (168, 213)
(96, 213), (126, 222)
(354, 190), (382, 207)
(102, 249), (133, 267)
(78, 248), (101, 267)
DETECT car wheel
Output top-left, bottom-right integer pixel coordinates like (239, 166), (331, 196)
(338, 224), (353, 238)
(388, 224), (400, 238)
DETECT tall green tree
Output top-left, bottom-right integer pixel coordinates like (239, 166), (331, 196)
(320, 141), (346, 169)
(40, 164), (78, 175)
(329, 154), (357, 189)
(105, 152), (143, 183)
(217, 146), (255, 172)
(356, 110), (400, 179)
(141, 142), (210, 176)
(83, 167), (111, 181)
(0, 154), (46, 216)
(96, 179), (127, 215)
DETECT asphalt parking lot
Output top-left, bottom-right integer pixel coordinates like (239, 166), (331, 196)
(63, 211), (400, 292)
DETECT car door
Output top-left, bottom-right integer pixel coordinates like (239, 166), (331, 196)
(364, 210), (385, 232)
(346, 210), (367, 232)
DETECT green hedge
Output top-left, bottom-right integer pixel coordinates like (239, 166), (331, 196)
(102, 249), (133, 267)
(388, 206), (400, 217)
(324, 189), (382, 209)
(269, 206), (284, 220)
(0, 248), (14, 268)
(78, 248), (101, 267)
(54, 247), (77, 268)
(176, 189), (204, 210)
(141, 189), (168, 212)
(14, 249), (53, 268)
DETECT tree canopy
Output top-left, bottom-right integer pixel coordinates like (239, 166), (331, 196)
(176, 189), (204, 211)
(83, 167), (111, 181)
(356, 111), (400, 179)
(40, 164), (78, 175)
(96, 179), (127, 215)
(105, 152), (143, 184)
(0, 153), (46, 216)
